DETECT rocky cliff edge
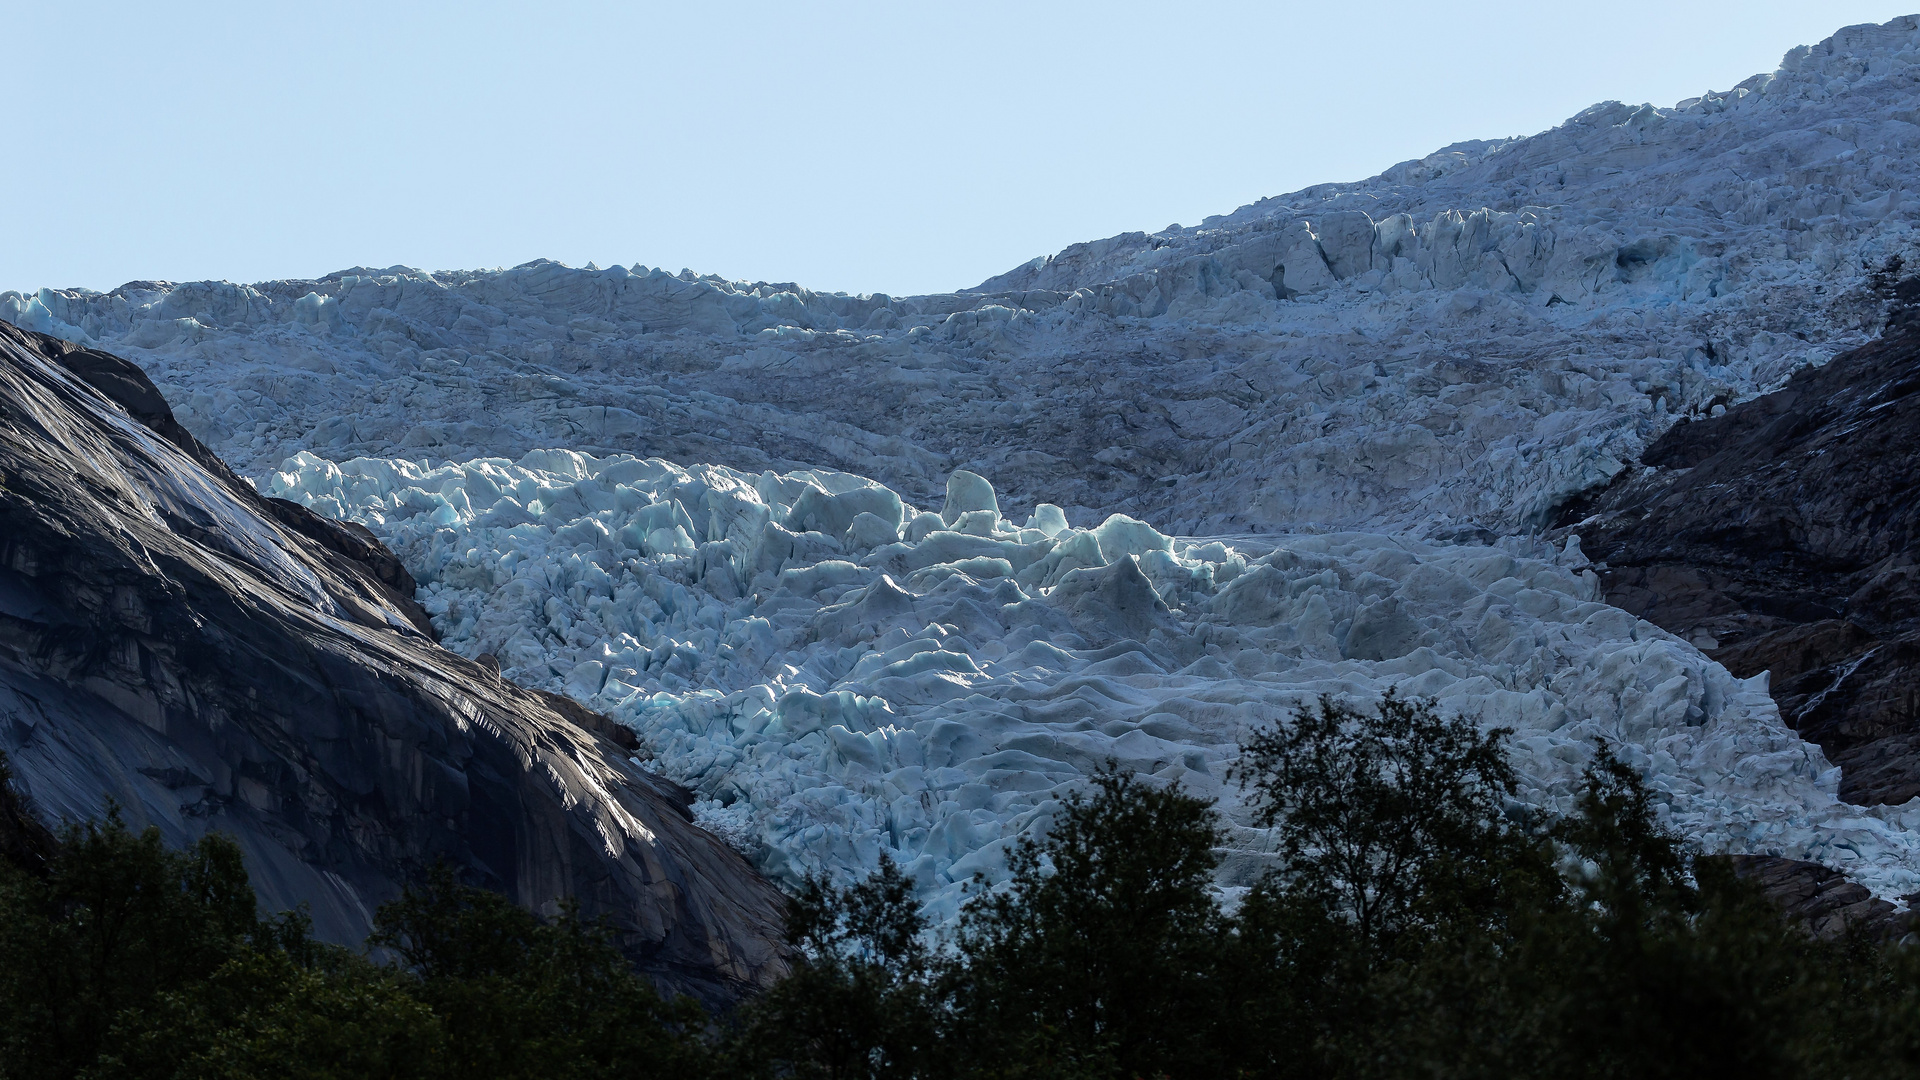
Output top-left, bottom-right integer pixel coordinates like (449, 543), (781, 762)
(0, 320), (786, 1004)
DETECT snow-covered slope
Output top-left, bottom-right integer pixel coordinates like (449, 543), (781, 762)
(11, 16), (1920, 914)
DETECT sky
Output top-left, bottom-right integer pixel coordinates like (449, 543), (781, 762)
(5, 1), (1915, 298)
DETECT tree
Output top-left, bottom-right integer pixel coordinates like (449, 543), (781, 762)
(0, 799), (444, 1080)
(18, 722), (1920, 1080)
(1552, 742), (1693, 928)
(103, 944), (443, 1080)
(1363, 744), (1840, 1080)
(1514, 744), (1812, 1080)
(0, 745), (709, 1080)
(725, 856), (941, 1080)
(0, 750), (54, 877)
(370, 865), (710, 1080)
(1228, 692), (1564, 1078)
(949, 766), (1231, 1079)
(1236, 689), (1545, 957)
(0, 807), (260, 1078)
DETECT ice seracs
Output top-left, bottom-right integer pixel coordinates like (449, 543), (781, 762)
(270, 451), (1920, 922)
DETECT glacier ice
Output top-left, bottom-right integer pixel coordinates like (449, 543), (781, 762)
(10, 17), (1920, 540)
(15, 15), (1920, 914)
(270, 451), (1920, 919)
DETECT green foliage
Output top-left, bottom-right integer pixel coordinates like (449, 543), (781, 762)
(1238, 689), (1547, 954)
(100, 946), (442, 1080)
(0, 750), (53, 876)
(737, 699), (1920, 1080)
(1513, 747), (1844, 1080)
(947, 767), (1231, 1079)
(0, 808), (265, 1079)
(1553, 742), (1695, 925)
(0, 754), (709, 1080)
(1347, 744), (1920, 1080)
(726, 856), (940, 1079)
(19, 696), (1920, 1079)
(371, 865), (710, 1079)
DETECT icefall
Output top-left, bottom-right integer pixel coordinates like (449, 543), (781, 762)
(270, 451), (1920, 921)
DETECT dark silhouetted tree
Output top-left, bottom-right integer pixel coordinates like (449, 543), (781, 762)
(948, 765), (1231, 1079)
(726, 856), (941, 1079)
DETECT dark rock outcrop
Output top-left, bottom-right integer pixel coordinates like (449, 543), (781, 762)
(1728, 854), (1913, 940)
(1566, 301), (1920, 807)
(0, 321), (785, 1003)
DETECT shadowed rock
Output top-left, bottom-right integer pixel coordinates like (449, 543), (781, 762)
(1566, 291), (1920, 807)
(1728, 854), (1913, 940)
(0, 321), (785, 1004)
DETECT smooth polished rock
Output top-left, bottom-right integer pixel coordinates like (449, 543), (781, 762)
(0, 322), (786, 1005)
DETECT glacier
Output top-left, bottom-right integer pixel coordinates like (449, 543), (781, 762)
(13, 15), (1920, 913)
(10, 20), (1920, 539)
(265, 451), (1920, 917)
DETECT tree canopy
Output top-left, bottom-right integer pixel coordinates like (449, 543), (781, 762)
(8, 693), (1920, 1079)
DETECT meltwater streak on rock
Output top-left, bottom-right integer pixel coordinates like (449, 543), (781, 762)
(0, 323), (785, 1004)
(264, 437), (1920, 920)
(11, 17), (1920, 540)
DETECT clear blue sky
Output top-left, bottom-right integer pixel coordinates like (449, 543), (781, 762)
(6, 2), (1913, 297)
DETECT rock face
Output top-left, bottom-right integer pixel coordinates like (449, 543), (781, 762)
(1729, 855), (1912, 940)
(0, 322), (785, 1003)
(1569, 288), (1920, 807)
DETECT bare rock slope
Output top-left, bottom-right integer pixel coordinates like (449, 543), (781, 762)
(1569, 281), (1920, 809)
(0, 322), (784, 1003)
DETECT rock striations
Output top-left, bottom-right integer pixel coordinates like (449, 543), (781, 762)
(0, 322), (785, 1003)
